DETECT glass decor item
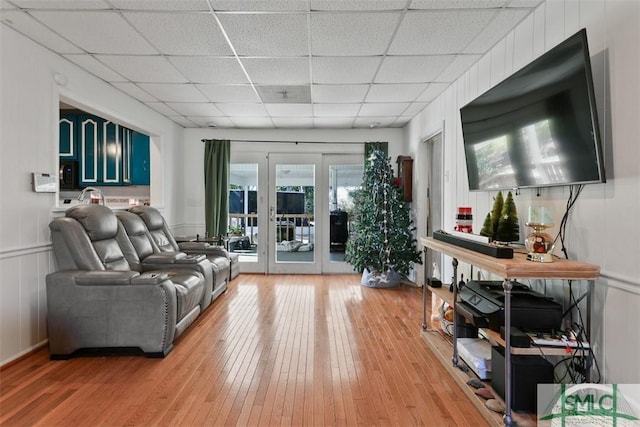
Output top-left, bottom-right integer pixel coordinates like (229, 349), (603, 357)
(525, 206), (554, 262)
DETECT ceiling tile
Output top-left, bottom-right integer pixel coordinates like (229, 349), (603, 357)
(311, 0), (408, 11)
(242, 58), (310, 84)
(353, 117), (396, 128)
(265, 104), (313, 117)
(389, 10), (496, 55)
(463, 9), (529, 54)
(144, 102), (179, 116)
(96, 55), (188, 83)
(168, 56), (248, 84)
(313, 117), (355, 128)
(64, 54), (127, 82)
(197, 85), (260, 103)
(111, 82), (158, 102)
(110, 0), (210, 10)
(188, 116), (235, 127)
(402, 102), (428, 115)
(433, 54), (481, 82)
(216, 103), (269, 117)
(311, 12), (400, 55)
(272, 117), (315, 128)
(30, 10), (157, 54)
(415, 82), (449, 101)
(1, 11), (84, 53)
(137, 83), (208, 102)
(505, 0), (544, 7)
(218, 13), (308, 57)
(391, 116), (412, 126)
(211, 0), (309, 11)
(314, 103), (361, 116)
(229, 117), (275, 128)
(256, 85), (311, 103)
(169, 116), (198, 127)
(10, 0), (110, 8)
(409, 0), (507, 9)
(375, 55), (455, 83)
(312, 84), (368, 103)
(312, 57), (381, 84)
(359, 102), (410, 116)
(366, 84), (427, 102)
(165, 102), (224, 116)
(122, 12), (232, 56)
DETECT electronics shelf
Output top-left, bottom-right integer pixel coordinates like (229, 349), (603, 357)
(429, 286), (590, 356)
(420, 236), (600, 426)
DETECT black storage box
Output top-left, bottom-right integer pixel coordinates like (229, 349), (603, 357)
(456, 312), (478, 338)
(491, 345), (553, 413)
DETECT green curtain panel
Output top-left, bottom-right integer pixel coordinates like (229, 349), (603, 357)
(203, 139), (230, 237)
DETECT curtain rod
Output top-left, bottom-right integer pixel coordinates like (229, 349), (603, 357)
(201, 139), (365, 144)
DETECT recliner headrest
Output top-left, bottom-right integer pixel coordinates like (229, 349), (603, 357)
(66, 205), (118, 241)
(116, 211), (148, 236)
(129, 206), (164, 230)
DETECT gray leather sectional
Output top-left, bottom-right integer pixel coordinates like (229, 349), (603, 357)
(46, 204), (234, 359)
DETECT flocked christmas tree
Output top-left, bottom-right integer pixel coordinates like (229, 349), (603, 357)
(345, 150), (422, 281)
(480, 191), (520, 242)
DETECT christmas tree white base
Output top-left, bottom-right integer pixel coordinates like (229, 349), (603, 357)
(360, 268), (402, 288)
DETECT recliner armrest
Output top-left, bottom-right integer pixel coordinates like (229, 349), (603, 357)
(179, 242), (230, 260)
(131, 272), (170, 285)
(74, 270), (140, 286)
(143, 253), (187, 264)
(176, 254), (207, 263)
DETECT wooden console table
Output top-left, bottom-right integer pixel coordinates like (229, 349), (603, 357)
(420, 237), (600, 426)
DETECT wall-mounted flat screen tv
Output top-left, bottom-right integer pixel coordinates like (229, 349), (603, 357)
(460, 28), (606, 191)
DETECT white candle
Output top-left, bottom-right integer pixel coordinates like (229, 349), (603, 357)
(528, 206), (553, 225)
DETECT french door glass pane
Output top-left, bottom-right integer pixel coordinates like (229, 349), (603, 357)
(328, 163), (363, 263)
(229, 163), (258, 263)
(275, 163), (315, 263)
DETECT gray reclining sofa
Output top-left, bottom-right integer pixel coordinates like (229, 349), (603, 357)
(46, 204), (229, 359)
(128, 206), (239, 283)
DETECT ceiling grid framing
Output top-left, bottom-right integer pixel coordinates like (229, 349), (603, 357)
(1, 0), (544, 129)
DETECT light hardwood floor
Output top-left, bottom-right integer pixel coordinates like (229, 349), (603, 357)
(0, 274), (488, 426)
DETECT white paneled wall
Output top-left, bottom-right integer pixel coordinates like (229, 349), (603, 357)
(407, 0), (640, 383)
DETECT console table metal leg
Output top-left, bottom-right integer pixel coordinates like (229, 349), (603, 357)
(452, 257), (459, 367)
(503, 278), (514, 426)
(422, 248), (428, 331)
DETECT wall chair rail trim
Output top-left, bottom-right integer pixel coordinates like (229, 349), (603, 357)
(0, 243), (53, 260)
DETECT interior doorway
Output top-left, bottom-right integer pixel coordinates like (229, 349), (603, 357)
(423, 132), (444, 281)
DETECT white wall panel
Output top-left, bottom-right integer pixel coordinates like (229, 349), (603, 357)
(532, 3), (547, 57)
(490, 39), (507, 86)
(545, 0), (566, 49)
(564, 0), (581, 36)
(504, 31), (515, 77)
(0, 258), (20, 362)
(513, 12), (535, 71)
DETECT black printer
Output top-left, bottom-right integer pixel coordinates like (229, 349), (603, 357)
(457, 281), (562, 332)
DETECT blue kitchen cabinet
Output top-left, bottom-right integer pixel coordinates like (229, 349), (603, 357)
(59, 113), (77, 159)
(131, 132), (150, 185)
(77, 114), (102, 186)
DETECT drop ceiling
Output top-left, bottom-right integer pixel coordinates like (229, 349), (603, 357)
(0, 0), (543, 129)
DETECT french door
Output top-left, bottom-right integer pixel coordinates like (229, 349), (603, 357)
(268, 153), (322, 274)
(230, 146), (364, 275)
